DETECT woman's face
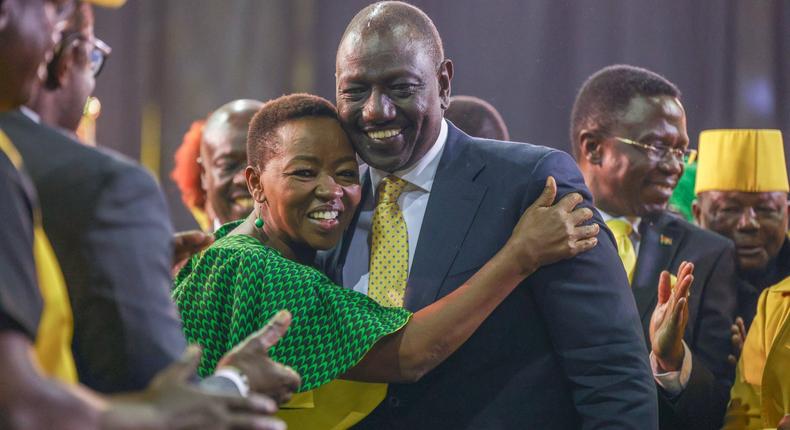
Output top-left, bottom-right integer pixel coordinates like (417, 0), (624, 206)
(255, 116), (361, 251)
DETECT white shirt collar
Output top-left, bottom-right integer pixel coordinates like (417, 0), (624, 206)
(19, 106), (41, 124)
(598, 209), (642, 235)
(369, 118), (448, 196)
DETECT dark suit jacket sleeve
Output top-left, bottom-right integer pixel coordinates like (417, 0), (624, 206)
(524, 151), (658, 429)
(661, 242), (738, 429)
(73, 164), (186, 392)
(0, 159), (42, 339)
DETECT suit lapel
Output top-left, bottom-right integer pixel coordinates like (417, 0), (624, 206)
(404, 126), (487, 311)
(632, 213), (684, 321)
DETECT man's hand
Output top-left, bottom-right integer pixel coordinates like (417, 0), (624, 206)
(103, 345), (285, 430)
(217, 310), (302, 404)
(650, 261), (694, 372)
(727, 316), (746, 366)
(777, 414), (790, 430)
(172, 230), (213, 275)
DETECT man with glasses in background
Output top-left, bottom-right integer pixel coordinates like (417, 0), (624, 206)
(572, 64), (740, 429)
(26, 0), (108, 133)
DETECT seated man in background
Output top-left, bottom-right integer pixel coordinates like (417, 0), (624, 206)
(0, 0), (299, 401)
(444, 94), (510, 140)
(693, 129), (790, 330)
(572, 64), (739, 429)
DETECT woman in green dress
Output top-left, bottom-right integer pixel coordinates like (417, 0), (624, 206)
(173, 94), (598, 428)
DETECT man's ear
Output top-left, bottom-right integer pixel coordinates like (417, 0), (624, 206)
(245, 165), (264, 202)
(692, 199), (702, 226)
(438, 58), (453, 110)
(579, 129), (603, 166)
(197, 156), (207, 192)
(45, 42), (76, 90)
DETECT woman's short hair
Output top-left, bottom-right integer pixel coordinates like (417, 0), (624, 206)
(247, 93), (338, 169)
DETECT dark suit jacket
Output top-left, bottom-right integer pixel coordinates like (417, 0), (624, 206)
(632, 212), (739, 429)
(319, 123), (657, 429)
(0, 111), (186, 393)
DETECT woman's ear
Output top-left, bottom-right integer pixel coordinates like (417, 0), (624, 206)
(245, 166), (264, 202)
(579, 130), (604, 166)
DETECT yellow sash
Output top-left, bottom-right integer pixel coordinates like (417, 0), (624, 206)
(278, 380), (387, 430)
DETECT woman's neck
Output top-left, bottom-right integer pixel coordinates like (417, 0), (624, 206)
(237, 213), (316, 265)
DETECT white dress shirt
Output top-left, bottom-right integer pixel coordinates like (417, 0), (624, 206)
(345, 119), (448, 296)
(599, 208), (692, 396)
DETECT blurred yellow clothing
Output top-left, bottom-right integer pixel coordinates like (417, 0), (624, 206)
(0, 130), (77, 382)
(723, 277), (790, 429)
(278, 380), (387, 430)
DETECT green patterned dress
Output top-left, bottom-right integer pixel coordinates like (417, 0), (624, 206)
(173, 221), (411, 392)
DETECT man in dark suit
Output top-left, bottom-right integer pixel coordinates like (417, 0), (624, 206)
(572, 64), (739, 429)
(0, 0), (300, 402)
(319, 2), (657, 428)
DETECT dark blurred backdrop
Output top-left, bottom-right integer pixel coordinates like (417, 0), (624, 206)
(92, 0), (790, 230)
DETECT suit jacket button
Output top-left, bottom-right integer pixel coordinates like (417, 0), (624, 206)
(388, 395), (401, 407)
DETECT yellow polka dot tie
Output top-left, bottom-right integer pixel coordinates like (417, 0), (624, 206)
(369, 175), (409, 307)
(606, 219), (637, 284)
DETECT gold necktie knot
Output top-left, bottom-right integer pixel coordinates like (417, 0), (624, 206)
(377, 176), (408, 205)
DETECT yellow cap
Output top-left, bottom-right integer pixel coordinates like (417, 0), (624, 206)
(84, 0), (126, 8)
(695, 129), (788, 195)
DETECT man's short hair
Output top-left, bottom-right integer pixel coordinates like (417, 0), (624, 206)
(570, 64), (680, 158)
(445, 95), (510, 141)
(247, 93), (338, 169)
(340, 1), (444, 68)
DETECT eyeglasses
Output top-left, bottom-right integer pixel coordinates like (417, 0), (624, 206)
(613, 136), (691, 163)
(48, 31), (112, 82)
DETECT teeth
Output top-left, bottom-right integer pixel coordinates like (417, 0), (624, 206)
(366, 129), (401, 140)
(234, 197), (253, 207)
(308, 211), (339, 220)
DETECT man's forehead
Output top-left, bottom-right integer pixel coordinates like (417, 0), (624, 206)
(703, 190), (787, 204)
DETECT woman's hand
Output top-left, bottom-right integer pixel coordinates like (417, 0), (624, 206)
(506, 176), (599, 275)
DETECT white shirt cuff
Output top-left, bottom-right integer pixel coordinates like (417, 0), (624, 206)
(213, 366), (250, 397)
(651, 340), (692, 397)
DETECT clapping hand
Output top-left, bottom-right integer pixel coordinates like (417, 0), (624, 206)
(650, 261), (694, 372)
(172, 230), (214, 275)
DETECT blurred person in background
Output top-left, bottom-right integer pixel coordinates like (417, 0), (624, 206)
(0, 0), (293, 429)
(200, 99), (263, 230)
(444, 94), (510, 141)
(172, 118), (211, 230)
(0, 0), (298, 405)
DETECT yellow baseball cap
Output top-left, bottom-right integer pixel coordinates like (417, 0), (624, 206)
(695, 129), (789, 195)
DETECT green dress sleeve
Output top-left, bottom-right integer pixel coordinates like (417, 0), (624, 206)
(173, 234), (411, 391)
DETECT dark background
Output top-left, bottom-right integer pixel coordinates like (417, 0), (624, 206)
(92, 0), (790, 230)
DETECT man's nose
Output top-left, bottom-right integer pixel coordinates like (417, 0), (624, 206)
(232, 169), (247, 187)
(736, 207), (760, 231)
(362, 89), (396, 124)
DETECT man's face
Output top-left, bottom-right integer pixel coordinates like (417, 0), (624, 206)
(0, 0), (64, 110)
(336, 29), (450, 172)
(58, 2), (96, 131)
(696, 191), (789, 273)
(586, 95), (688, 217)
(201, 124), (253, 224)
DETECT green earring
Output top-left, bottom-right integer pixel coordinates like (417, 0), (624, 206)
(254, 216), (264, 229)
